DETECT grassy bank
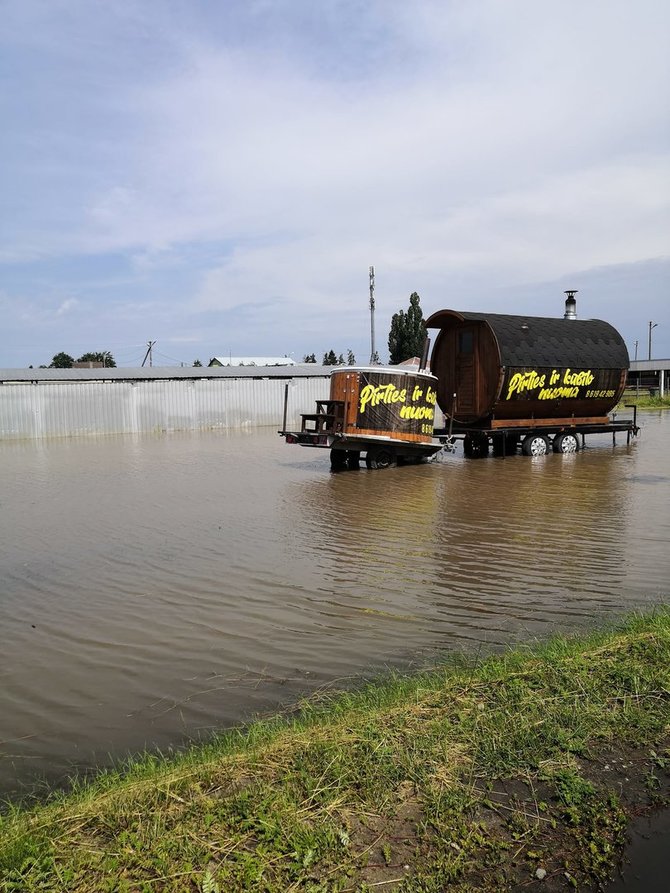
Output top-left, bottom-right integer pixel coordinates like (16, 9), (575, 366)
(618, 392), (670, 409)
(2, 612), (670, 892)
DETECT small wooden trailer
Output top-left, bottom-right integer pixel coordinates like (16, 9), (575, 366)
(280, 366), (443, 469)
(426, 297), (639, 457)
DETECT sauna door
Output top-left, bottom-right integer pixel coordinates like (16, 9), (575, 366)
(455, 327), (476, 416)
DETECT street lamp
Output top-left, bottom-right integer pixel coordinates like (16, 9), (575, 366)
(648, 321), (658, 361)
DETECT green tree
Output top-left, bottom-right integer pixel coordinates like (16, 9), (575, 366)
(193, 359), (203, 367)
(322, 349), (338, 365)
(77, 351), (116, 367)
(388, 292), (425, 364)
(302, 353), (317, 363)
(337, 353), (344, 365)
(49, 352), (74, 368)
(347, 349), (356, 365)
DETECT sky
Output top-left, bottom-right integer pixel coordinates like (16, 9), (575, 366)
(1, 0), (669, 368)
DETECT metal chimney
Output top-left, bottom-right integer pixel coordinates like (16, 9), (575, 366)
(564, 290), (578, 319)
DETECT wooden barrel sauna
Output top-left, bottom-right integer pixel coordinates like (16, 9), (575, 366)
(425, 309), (629, 428)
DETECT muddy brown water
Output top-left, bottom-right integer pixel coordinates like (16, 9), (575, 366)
(1, 413), (668, 798)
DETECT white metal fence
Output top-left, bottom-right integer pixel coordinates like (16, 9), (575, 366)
(0, 376), (330, 441)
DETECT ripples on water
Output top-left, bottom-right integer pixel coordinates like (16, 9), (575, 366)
(1, 415), (668, 795)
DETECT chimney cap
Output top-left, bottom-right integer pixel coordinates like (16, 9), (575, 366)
(563, 290), (578, 319)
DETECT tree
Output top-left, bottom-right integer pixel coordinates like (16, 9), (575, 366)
(388, 292), (425, 364)
(323, 349), (338, 366)
(337, 353), (344, 365)
(302, 353), (317, 363)
(50, 352), (74, 368)
(77, 351), (116, 367)
(193, 359), (203, 367)
(347, 349), (356, 365)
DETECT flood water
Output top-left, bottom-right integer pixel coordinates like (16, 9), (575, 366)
(1, 413), (668, 798)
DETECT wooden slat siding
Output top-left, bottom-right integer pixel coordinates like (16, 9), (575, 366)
(490, 416), (609, 429)
(616, 368), (628, 403)
(330, 369), (435, 443)
(329, 371), (359, 428)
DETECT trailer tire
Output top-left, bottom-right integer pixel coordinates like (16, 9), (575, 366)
(463, 434), (490, 459)
(553, 432), (580, 454)
(521, 434), (550, 456)
(366, 447), (397, 470)
(330, 449), (348, 470)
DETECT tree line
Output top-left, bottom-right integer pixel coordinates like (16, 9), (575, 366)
(45, 351), (117, 368)
(302, 349), (356, 365)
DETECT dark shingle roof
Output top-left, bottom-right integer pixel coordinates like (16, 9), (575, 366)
(457, 312), (629, 368)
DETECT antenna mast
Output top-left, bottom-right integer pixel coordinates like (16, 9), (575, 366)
(369, 265), (376, 364)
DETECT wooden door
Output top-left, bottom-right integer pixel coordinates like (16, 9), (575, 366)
(455, 327), (476, 416)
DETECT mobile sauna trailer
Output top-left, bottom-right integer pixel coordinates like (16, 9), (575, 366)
(280, 366), (442, 469)
(426, 296), (639, 457)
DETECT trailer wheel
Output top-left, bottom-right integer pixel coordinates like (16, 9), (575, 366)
(521, 434), (550, 456)
(553, 432), (580, 454)
(366, 447), (397, 470)
(330, 449), (348, 470)
(463, 433), (490, 459)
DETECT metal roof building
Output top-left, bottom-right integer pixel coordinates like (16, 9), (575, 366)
(0, 366), (330, 441)
(209, 356), (296, 367)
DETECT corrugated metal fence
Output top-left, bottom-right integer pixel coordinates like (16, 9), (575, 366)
(0, 375), (330, 441)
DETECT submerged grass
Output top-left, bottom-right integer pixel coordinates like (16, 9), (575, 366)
(1, 610), (669, 891)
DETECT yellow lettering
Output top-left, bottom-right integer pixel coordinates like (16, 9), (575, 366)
(538, 386), (580, 400)
(563, 368), (594, 386)
(358, 382), (407, 414)
(506, 370), (546, 400)
(399, 405), (435, 420)
(359, 384), (375, 413)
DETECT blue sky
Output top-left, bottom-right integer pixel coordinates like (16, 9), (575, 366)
(1, 0), (668, 367)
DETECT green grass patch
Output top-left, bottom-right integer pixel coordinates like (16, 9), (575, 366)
(1, 610), (669, 891)
(619, 392), (670, 409)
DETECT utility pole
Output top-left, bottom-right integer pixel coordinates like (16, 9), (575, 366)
(648, 321), (658, 361)
(634, 340), (638, 361)
(369, 266), (376, 364)
(141, 341), (156, 367)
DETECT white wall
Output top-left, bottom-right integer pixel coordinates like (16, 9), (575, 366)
(0, 376), (329, 441)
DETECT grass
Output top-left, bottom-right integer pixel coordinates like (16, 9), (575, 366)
(1, 610), (669, 892)
(619, 392), (670, 409)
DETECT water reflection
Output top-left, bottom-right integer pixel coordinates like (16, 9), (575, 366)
(0, 419), (668, 797)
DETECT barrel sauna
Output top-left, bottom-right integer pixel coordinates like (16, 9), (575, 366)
(426, 309), (629, 427)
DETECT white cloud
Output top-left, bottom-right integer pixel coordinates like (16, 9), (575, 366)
(1, 0), (668, 364)
(55, 298), (79, 316)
